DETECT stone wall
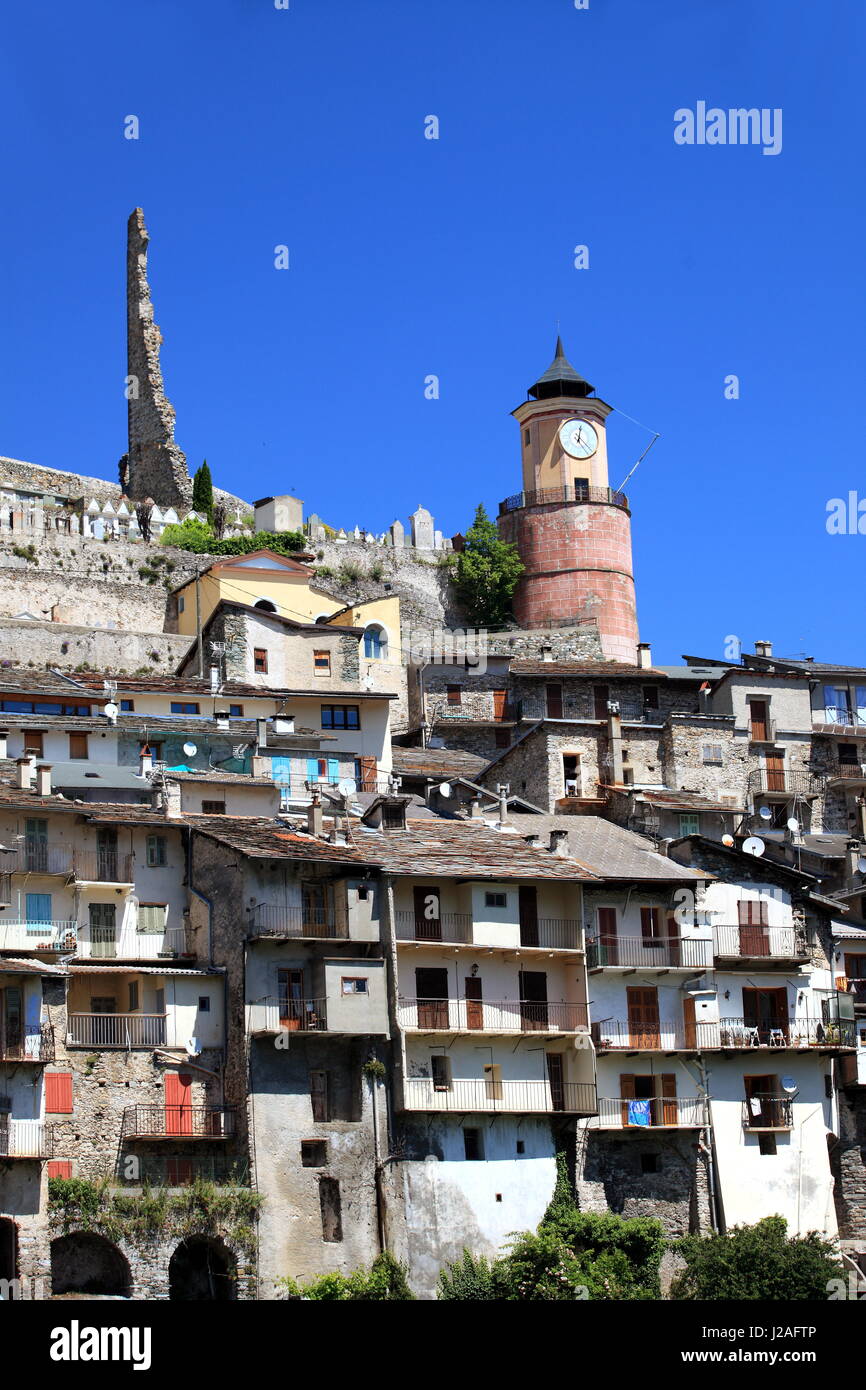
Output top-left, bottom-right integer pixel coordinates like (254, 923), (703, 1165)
(0, 616), (191, 675)
(832, 1089), (866, 1249)
(575, 1127), (711, 1238)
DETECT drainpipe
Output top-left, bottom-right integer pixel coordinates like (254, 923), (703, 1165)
(369, 1067), (387, 1255)
(698, 1058), (722, 1233)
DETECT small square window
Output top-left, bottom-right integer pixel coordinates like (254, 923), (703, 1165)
(523, 428), (531, 447)
(341, 977), (368, 994)
(146, 835), (167, 867)
(431, 1055), (452, 1091)
(357, 885), (370, 901)
(463, 1128), (484, 1161)
(314, 651), (331, 676)
(229, 704), (243, 717)
(254, 649), (268, 674)
(516, 1139), (525, 1155)
(640, 1153), (658, 1174)
(679, 814), (700, 837)
(69, 733), (88, 760)
(198, 996), (210, 1012)
(485, 891), (507, 909)
(702, 744), (723, 765)
(301, 1140), (328, 1167)
(446, 685), (462, 706)
(201, 800), (226, 815)
(120, 700), (134, 712)
(128, 982), (139, 1012)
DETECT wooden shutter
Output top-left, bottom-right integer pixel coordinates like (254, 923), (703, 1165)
(597, 907), (618, 965)
(640, 907), (661, 943)
(48, 1160), (72, 1180)
(45, 1072), (73, 1113)
(660, 1073), (677, 1126)
(546, 684), (563, 719)
(620, 1073), (635, 1127)
(309, 1070), (329, 1122)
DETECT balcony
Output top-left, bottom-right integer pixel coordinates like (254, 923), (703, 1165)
(8, 845), (74, 876)
(247, 905), (348, 940)
(403, 1077), (597, 1115)
(0, 1024), (54, 1063)
(398, 997), (588, 1034)
(713, 925), (808, 965)
(587, 1096), (704, 1130)
(0, 919), (77, 952)
(591, 1016), (855, 1051)
(394, 912), (582, 951)
(74, 924), (187, 960)
(587, 935), (713, 971)
(248, 997), (328, 1034)
(742, 1095), (793, 1131)
(814, 707), (866, 731)
(0, 1119), (51, 1159)
(121, 1105), (236, 1140)
(499, 483), (629, 513)
(71, 851), (134, 884)
(748, 769), (824, 799)
(67, 1013), (167, 1048)
(115, 1154), (250, 1186)
(826, 763), (866, 788)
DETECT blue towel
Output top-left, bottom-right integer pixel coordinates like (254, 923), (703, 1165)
(627, 1099), (652, 1126)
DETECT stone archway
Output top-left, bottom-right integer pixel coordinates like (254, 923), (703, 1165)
(169, 1236), (237, 1300)
(50, 1232), (132, 1297)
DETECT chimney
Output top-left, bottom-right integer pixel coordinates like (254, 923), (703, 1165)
(215, 710), (230, 730)
(256, 718), (268, 748)
(498, 782), (510, 825)
(523, 833), (541, 848)
(15, 757), (32, 791)
(307, 785), (323, 837)
(36, 764), (52, 797)
(163, 780), (182, 819)
(139, 745), (153, 777)
(637, 642), (652, 670)
(548, 828), (569, 857)
(209, 664), (220, 693)
(251, 754), (269, 778)
(607, 710), (624, 785)
(846, 838), (863, 888)
(754, 640), (773, 658)
(0, 730), (7, 760)
(541, 643), (553, 663)
(469, 798), (483, 819)
(274, 714), (295, 735)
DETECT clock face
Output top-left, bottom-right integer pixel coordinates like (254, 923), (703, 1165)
(559, 417), (598, 459)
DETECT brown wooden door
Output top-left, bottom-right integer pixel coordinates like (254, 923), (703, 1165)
(597, 907), (618, 965)
(640, 906), (663, 952)
(627, 986), (659, 1047)
(465, 977), (483, 1030)
(413, 885), (441, 941)
(683, 996), (697, 1049)
(519, 970), (548, 1030)
(593, 685), (609, 719)
(546, 684), (563, 719)
(278, 969), (305, 1030)
(619, 1072), (635, 1127)
(765, 754), (785, 792)
(666, 914), (681, 966)
(744, 1074), (777, 1127)
(660, 1073), (678, 1126)
(546, 1053), (565, 1111)
(749, 698), (769, 741)
(493, 690), (507, 720)
(738, 898), (770, 956)
(416, 967), (449, 1029)
(357, 756), (377, 792)
(165, 1072), (193, 1135)
(519, 886), (539, 946)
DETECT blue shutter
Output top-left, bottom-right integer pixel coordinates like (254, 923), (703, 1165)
(26, 893), (52, 932)
(307, 757), (320, 784)
(328, 758), (340, 784)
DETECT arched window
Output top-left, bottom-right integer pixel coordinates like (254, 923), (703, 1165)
(364, 625), (388, 660)
(254, 599), (277, 614)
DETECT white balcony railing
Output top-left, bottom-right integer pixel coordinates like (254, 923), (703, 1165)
(0, 1119), (50, 1158)
(0, 919), (77, 951)
(247, 998), (328, 1034)
(403, 1077), (597, 1114)
(74, 925), (187, 960)
(67, 1014), (167, 1048)
(398, 997), (588, 1033)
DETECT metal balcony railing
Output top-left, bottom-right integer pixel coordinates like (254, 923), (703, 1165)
(586, 935), (713, 970)
(402, 1077), (597, 1115)
(742, 1095), (793, 1129)
(0, 1119), (51, 1159)
(499, 484), (629, 513)
(748, 769), (824, 798)
(827, 763), (866, 782)
(121, 1106), (236, 1139)
(0, 1024), (54, 1063)
(398, 997), (588, 1033)
(713, 925), (808, 962)
(248, 998), (328, 1033)
(591, 1016), (855, 1050)
(0, 919), (77, 951)
(587, 1096), (705, 1129)
(114, 1154), (250, 1186)
(74, 924), (187, 960)
(819, 707), (866, 728)
(72, 851), (134, 883)
(519, 918), (583, 950)
(395, 911), (473, 944)
(395, 912), (581, 950)
(247, 905), (347, 940)
(9, 845), (74, 876)
(67, 1013), (167, 1048)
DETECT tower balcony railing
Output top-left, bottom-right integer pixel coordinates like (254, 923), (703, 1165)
(395, 911), (582, 950)
(591, 1016), (855, 1051)
(499, 483), (629, 514)
(67, 1013), (167, 1048)
(0, 919), (78, 951)
(741, 1095), (793, 1130)
(712, 925), (808, 963)
(121, 1105), (236, 1139)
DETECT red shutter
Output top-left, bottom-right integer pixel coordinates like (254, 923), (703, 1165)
(48, 1160), (72, 1180)
(45, 1072), (73, 1113)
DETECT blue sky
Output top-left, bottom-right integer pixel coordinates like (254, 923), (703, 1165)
(1, 0), (864, 663)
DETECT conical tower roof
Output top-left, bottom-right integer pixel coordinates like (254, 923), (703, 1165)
(528, 336), (594, 400)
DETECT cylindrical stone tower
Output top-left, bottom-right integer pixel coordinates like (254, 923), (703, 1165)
(497, 339), (639, 663)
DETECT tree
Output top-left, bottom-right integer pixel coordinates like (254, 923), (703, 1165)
(455, 504), (524, 629)
(192, 461), (214, 523)
(670, 1216), (843, 1301)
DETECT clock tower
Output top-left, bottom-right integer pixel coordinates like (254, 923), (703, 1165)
(497, 338), (639, 663)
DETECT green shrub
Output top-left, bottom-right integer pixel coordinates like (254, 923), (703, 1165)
(281, 1251), (414, 1301)
(670, 1216), (843, 1301)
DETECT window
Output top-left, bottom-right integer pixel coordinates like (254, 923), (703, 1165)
(198, 996), (210, 1012)
(485, 891), (507, 909)
(382, 802), (406, 829)
(321, 704), (360, 730)
(758, 1133), (777, 1156)
(516, 1139), (525, 1154)
(357, 885), (370, 901)
(319, 1177), (343, 1242)
(364, 626), (387, 659)
(229, 704), (243, 717)
(0, 700), (92, 716)
(702, 744), (723, 764)
(301, 1140), (328, 1167)
(546, 683), (563, 718)
(23, 731), (44, 757)
(495, 728), (510, 748)
(137, 904), (167, 934)
(642, 686), (659, 710)
(640, 906), (663, 945)
(446, 685), (462, 706)
(431, 1055), (452, 1091)
(201, 800), (226, 815)
(523, 428), (530, 447)
(314, 650), (331, 676)
(310, 1070), (329, 1122)
(177, 595), (185, 614)
(48, 1160), (72, 1179)
(128, 982), (139, 1011)
(141, 740), (163, 760)
(146, 835), (167, 867)
(341, 977), (368, 994)
(640, 1153), (658, 1174)
(679, 814), (700, 836)
(120, 699), (134, 712)
(839, 742), (860, 766)
(170, 701), (200, 715)
(45, 1073), (73, 1114)
(463, 1128), (484, 1161)
(593, 685), (609, 719)
(254, 648), (268, 673)
(68, 733), (88, 760)
(563, 753), (580, 796)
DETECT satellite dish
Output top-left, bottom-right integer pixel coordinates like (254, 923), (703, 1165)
(722, 834), (735, 847)
(786, 818), (800, 833)
(338, 778), (357, 797)
(858, 855), (866, 875)
(742, 836), (766, 857)
(438, 782), (453, 798)
(103, 702), (118, 719)
(183, 742), (198, 757)
(780, 1076), (798, 1096)
(758, 806), (772, 821)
